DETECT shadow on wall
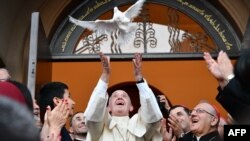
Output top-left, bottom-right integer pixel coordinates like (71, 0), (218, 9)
(0, 58), (5, 68)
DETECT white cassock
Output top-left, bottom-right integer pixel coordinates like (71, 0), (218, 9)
(84, 78), (163, 141)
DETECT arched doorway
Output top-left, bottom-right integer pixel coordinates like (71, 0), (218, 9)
(49, 0), (241, 59)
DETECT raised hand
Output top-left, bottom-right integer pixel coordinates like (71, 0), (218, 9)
(41, 100), (69, 141)
(158, 95), (171, 110)
(168, 115), (184, 138)
(99, 52), (110, 83)
(132, 53), (143, 81)
(217, 51), (234, 80)
(203, 52), (223, 81)
(47, 100), (69, 132)
(203, 51), (234, 88)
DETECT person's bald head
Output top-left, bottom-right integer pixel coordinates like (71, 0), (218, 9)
(108, 90), (133, 116)
(190, 102), (220, 137)
(0, 68), (10, 82)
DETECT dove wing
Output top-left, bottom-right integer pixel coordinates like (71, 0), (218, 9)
(69, 16), (97, 31)
(124, 0), (146, 20)
(94, 20), (118, 35)
(69, 16), (118, 35)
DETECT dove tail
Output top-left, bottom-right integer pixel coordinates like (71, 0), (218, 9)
(68, 16), (80, 26)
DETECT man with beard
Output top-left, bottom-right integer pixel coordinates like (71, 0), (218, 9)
(84, 52), (163, 141)
(70, 112), (88, 141)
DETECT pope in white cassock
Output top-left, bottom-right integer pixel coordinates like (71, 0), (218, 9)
(84, 52), (163, 141)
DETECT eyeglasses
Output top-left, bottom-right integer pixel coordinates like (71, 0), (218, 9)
(190, 108), (215, 117)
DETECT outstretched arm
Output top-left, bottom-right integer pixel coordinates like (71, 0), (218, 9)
(84, 52), (110, 121)
(133, 53), (162, 123)
(99, 52), (111, 83)
(132, 53), (143, 81)
(84, 52), (111, 140)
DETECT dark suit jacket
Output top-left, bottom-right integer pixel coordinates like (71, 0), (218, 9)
(216, 78), (250, 124)
(61, 127), (73, 141)
(199, 131), (222, 141)
(178, 132), (193, 141)
(180, 131), (221, 141)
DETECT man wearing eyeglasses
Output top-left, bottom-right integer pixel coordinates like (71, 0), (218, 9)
(187, 102), (222, 141)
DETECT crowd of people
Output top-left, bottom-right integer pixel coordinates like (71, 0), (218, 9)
(0, 49), (249, 141)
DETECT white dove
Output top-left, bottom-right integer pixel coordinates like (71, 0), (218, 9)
(69, 0), (146, 46)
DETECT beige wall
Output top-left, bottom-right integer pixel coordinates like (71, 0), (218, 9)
(0, 0), (45, 81)
(219, 0), (250, 33)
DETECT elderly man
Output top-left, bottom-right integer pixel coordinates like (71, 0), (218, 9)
(188, 102), (221, 141)
(84, 52), (163, 141)
(162, 102), (221, 141)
